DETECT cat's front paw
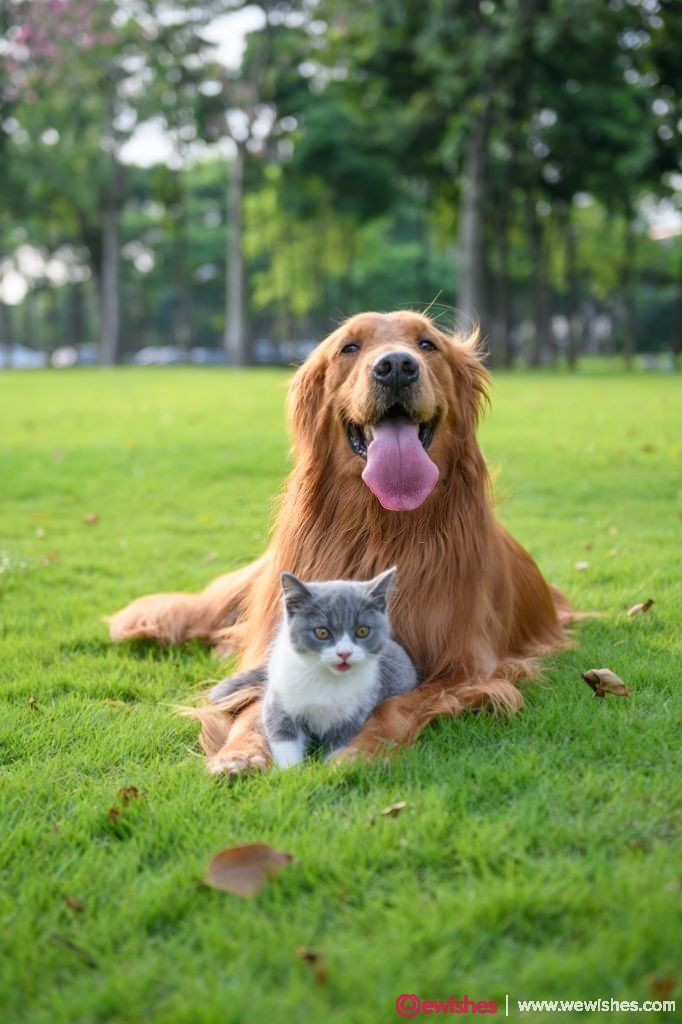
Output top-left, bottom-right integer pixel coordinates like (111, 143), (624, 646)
(207, 747), (270, 779)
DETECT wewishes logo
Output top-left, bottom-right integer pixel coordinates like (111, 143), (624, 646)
(396, 994), (498, 1016)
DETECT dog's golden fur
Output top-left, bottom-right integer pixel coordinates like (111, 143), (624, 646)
(110, 311), (572, 774)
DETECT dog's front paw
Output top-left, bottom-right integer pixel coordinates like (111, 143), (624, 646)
(207, 746), (270, 779)
(332, 735), (396, 765)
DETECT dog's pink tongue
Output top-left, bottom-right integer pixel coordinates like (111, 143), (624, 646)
(362, 420), (439, 511)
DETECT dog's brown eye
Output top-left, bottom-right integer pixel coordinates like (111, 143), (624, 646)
(419, 339), (437, 351)
(355, 626), (369, 638)
(314, 627), (330, 640)
(341, 342), (360, 354)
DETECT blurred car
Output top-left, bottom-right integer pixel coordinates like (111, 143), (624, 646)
(132, 345), (187, 366)
(0, 344), (48, 369)
(51, 344), (99, 368)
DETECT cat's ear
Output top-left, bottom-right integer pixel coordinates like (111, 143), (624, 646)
(280, 572), (313, 614)
(365, 566), (397, 608)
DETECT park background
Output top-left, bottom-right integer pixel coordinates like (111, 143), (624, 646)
(0, 0), (680, 368)
(1, 3), (681, 1024)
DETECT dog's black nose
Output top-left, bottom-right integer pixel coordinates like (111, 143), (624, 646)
(372, 351), (420, 389)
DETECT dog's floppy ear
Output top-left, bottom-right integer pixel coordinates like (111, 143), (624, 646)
(286, 346), (329, 450)
(435, 323), (491, 426)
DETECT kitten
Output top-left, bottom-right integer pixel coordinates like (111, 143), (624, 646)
(209, 567), (418, 767)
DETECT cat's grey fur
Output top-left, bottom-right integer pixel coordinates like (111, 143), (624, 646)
(209, 567), (418, 766)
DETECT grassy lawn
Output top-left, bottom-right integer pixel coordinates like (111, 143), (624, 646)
(1, 365), (680, 1024)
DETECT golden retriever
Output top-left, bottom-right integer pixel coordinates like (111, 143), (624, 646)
(109, 311), (572, 774)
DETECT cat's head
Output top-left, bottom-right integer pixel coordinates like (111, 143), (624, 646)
(279, 568), (396, 675)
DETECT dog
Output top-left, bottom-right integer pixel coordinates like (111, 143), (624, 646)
(109, 311), (573, 775)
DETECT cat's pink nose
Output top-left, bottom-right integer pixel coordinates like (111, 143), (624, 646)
(336, 650), (352, 661)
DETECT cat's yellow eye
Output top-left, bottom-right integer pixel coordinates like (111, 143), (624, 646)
(355, 626), (369, 638)
(314, 627), (330, 640)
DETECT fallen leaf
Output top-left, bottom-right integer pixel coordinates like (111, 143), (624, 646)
(296, 948), (329, 984)
(380, 801), (408, 817)
(627, 599), (654, 617)
(643, 974), (677, 1001)
(204, 843), (294, 898)
(117, 785), (142, 805)
(49, 934), (97, 968)
(575, 561), (590, 571)
(64, 897), (85, 913)
(628, 838), (649, 852)
(83, 513), (100, 526)
(296, 947), (322, 964)
(313, 962), (330, 984)
(28, 697), (40, 710)
(101, 699), (134, 712)
(107, 807), (122, 823)
(582, 668), (632, 698)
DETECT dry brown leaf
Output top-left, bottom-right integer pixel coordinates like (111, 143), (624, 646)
(582, 668), (632, 698)
(627, 599), (654, 617)
(101, 699), (134, 712)
(575, 561), (590, 571)
(49, 934), (97, 968)
(107, 807), (122, 823)
(64, 897), (85, 913)
(204, 843), (294, 898)
(296, 947), (322, 964)
(117, 785), (142, 805)
(380, 801), (408, 817)
(28, 697), (40, 710)
(296, 948), (329, 984)
(313, 962), (330, 984)
(643, 974), (677, 1001)
(83, 513), (100, 526)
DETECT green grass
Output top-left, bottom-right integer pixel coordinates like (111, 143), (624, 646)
(1, 366), (680, 1024)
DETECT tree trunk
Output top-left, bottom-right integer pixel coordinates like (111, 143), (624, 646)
(99, 188), (121, 366)
(622, 217), (637, 371)
(672, 242), (682, 372)
(223, 142), (248, 366)
(491, 201), (512, 368)
(173, 190), (192, 355)
(565, 206), (580, 370)
(457, 111), (492, 340)
(526, 198), (553, 367)
(69, 282), (84, 348)
(0, 301), (13, 367)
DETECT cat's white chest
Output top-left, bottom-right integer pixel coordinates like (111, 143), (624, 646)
(267, 628), (377, 733)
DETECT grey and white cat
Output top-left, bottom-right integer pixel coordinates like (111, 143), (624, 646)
(209, 567), (418, 767)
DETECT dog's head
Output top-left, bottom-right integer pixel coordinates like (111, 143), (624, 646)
(288, 311), (490, 512)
